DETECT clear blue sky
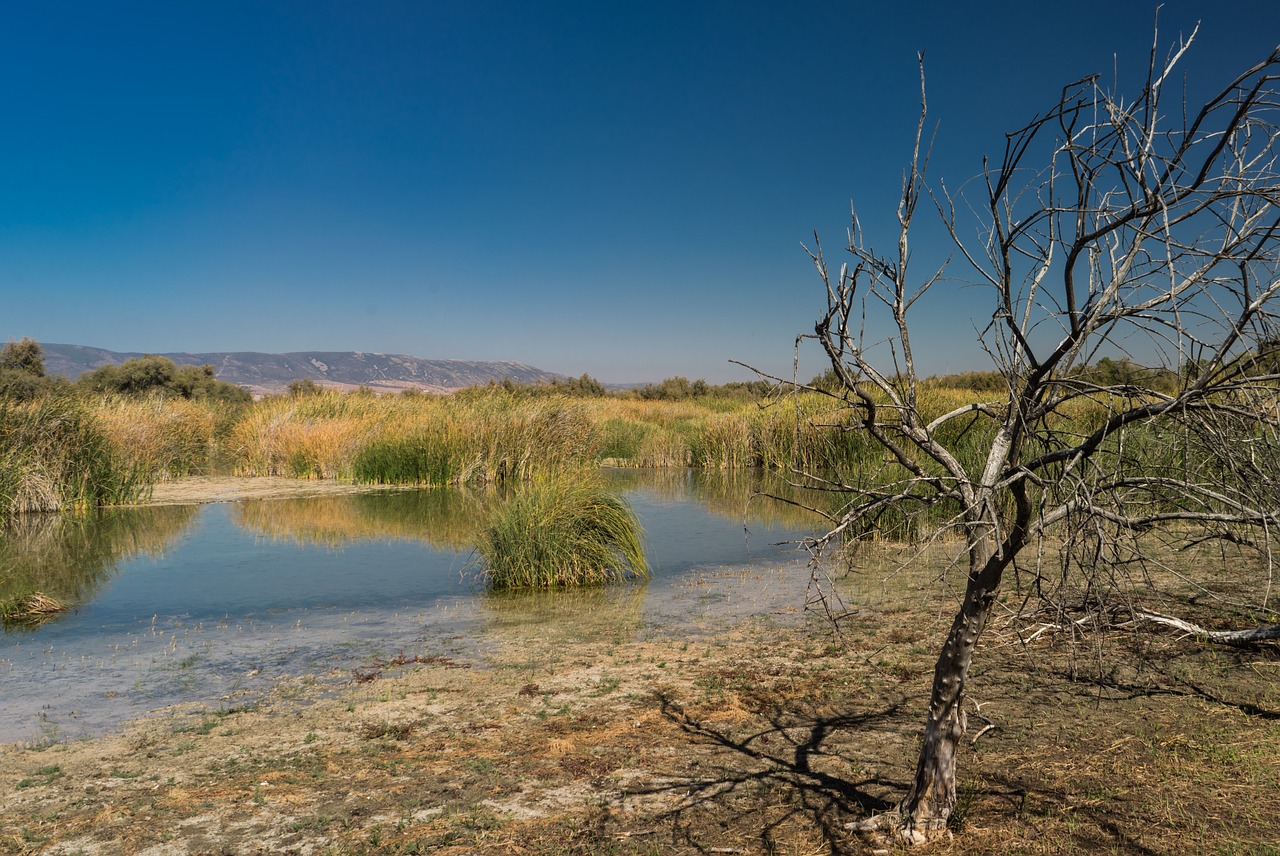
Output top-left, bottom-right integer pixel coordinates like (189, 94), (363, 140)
(2, 1), (1277, 383)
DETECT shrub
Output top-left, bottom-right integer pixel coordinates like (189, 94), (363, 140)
(0, 338), (45, 376)
(473, 475), (647, 590)
(78, 356), (250, 403)
(0, 338), (56, 401)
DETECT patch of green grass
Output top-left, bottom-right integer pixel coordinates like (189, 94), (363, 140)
(474, 474), (647, 590)
(15, 764), (64, 790)
(588, 675), (621, 696)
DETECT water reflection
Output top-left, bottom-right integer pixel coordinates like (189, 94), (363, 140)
(0, 470), (822, 743)
(1, 506), (197, 631)
(229, 469), (831, 552)
(234, 488), (492, 551)
(606, 467), (837, 532)
(1, 470), (828, 633)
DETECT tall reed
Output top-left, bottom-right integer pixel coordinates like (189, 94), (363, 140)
(229, 391), (385, 479)
(473, 474), (648, 590)
(352, 394), (596, 485)
(230, 389), (600, 485)
(89, 394), (220, 479)
(0, 395), (147, 518)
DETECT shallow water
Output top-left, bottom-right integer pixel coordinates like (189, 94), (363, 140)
(0, 470), (821, 743)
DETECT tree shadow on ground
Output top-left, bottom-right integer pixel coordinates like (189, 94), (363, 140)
(1043, 653), (1280, 721)
(612, 691), (908, 855)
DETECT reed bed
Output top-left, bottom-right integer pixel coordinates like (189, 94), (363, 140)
(352, 394), (597, 485)
(212, 386), (1012, 494)
(229, 391), (386, 479)
(473, 474), (648, 590)
(0, 395), (148, 517)
(8, 379), (1236, 527)
(589, 394), (876, 472)
(89, 394), (222, 479)
(229, 390), (599, 485)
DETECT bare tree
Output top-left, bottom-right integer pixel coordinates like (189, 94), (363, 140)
(793, 27), (1280, 843)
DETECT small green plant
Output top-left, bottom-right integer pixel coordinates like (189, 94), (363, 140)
(473, 474), (647, 590)
(588, 675), (621, 696)
(14, 764), (63, 790)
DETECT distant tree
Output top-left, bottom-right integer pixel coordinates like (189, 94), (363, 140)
(637, 376), (696, 401)
(0, 338), (58, 400)
(287, 378), (323, 397)
(80, 355), (250, 403)
(566, 373), (607, 396)
(0, 338), (45, 377)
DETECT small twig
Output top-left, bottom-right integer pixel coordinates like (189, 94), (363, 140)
(969, 699), (997, 744)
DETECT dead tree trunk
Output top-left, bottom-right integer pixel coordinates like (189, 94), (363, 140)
(894, 536), (1011, 837)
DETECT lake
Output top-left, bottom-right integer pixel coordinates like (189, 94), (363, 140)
(0, 470), (824, 744)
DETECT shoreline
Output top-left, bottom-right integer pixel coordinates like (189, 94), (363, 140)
(145, 475), (415, 506)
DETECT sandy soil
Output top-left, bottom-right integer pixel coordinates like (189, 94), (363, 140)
(146, 476), (408, 506)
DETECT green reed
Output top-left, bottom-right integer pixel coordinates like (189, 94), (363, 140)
(0, 394), (148, 518)
(473, 474), (648, 590)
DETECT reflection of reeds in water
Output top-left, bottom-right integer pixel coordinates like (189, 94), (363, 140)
(0, 505), (197, 629)
(605, 467), (837, 532)
(481, 583), (648, 648)
(231, 489), (494, 552)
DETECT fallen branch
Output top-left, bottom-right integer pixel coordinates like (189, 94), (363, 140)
(1133, 610), (1280, 647)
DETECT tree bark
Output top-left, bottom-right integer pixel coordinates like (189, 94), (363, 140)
(895, 544), (1008, 841)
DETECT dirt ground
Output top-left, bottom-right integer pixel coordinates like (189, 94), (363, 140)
(3, 482), (1279, 854)
(146, 476), (407, 506)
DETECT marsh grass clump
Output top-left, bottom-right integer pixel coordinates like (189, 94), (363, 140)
(473, 475), (647, 590)
(0, 591), (67, 627)
(0, 394), (148, 517)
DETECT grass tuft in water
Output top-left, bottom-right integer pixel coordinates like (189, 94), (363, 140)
(473, 475), (647, 590)
(0, 591), (68, 626)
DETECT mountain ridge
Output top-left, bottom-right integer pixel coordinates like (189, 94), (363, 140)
(38, 343), (565, 395)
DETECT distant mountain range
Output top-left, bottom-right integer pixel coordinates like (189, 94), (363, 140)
(40, 343), (565, 396)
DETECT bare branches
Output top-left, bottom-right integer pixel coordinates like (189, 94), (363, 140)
(785, 29), (1280, 840)
(799, 28), (1280, 634)
(1133, 610), (1280, 646)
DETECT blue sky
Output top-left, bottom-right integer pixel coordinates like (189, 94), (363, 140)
(2, 1), (1277, 383)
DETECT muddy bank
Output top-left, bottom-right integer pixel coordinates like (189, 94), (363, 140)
(146, 476), (405, 506)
